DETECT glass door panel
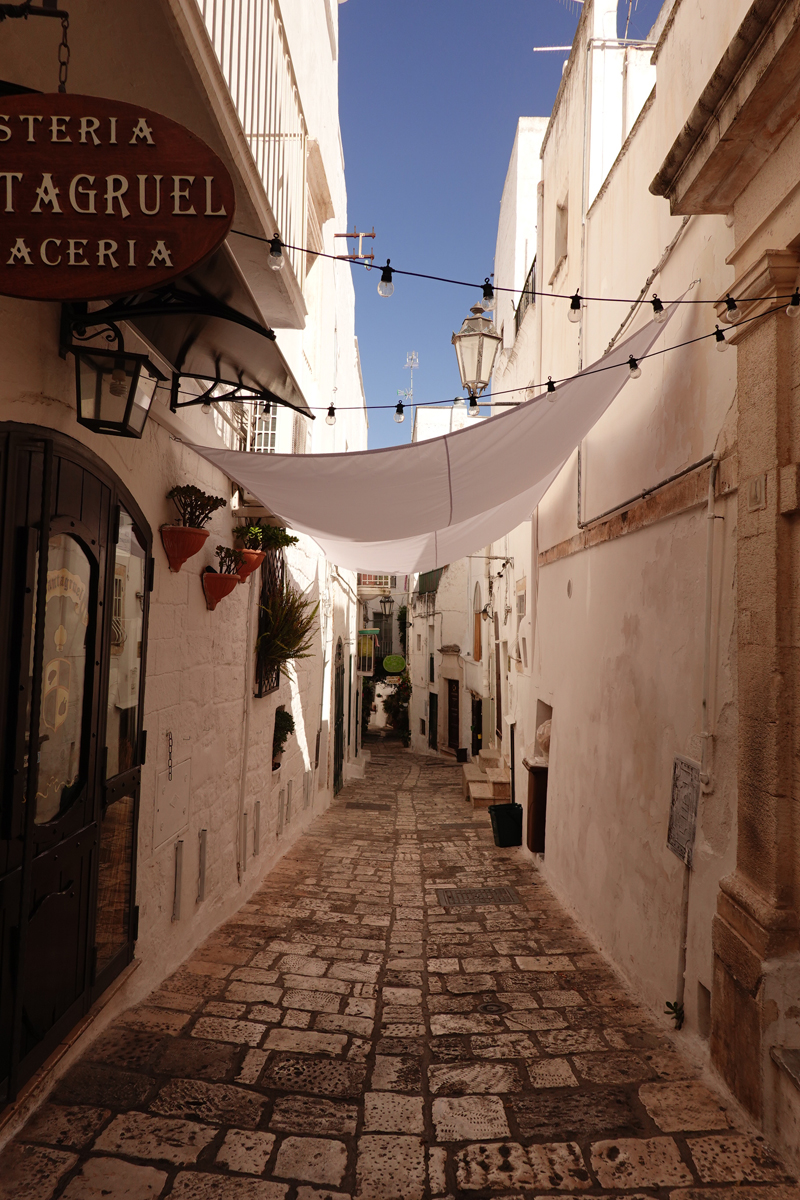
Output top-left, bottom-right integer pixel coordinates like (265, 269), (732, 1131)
(106, 511), (145, 779)
(35, 535), (91, 825)
(95, 793), (135, 973)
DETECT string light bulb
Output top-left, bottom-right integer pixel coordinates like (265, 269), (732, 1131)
(628, 355), (642, 379)
(714, 325), (729, 352)
(481, 277), (494, 311)
(651, 294), (666, 324)
(787, 289), (800, 318)
(326, 404), (336, 425)
(547, 377), (556, 398)
(377, 260), (394, 297)
(722, 293), (738, 322)
(568, 291), (582, 323)
(201, 402), (212, 414)
(467, 396), (480, 418)
(394, 401), (405, 424)
(269, 234), (284, 271)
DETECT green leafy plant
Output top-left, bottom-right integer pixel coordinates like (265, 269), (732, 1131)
(361, 677), (375, 736)
(397, 605), (408, 654)
(234, 523), (265, 551)
(260, 524), (299, 550)
(665, 999), (684, 1030)
(256, 578), (319, 683)
(214, 546), (245, 575)
(382, 671), (412, 745)
(272, 707), (295, 764)
(166, 485), (226, 528)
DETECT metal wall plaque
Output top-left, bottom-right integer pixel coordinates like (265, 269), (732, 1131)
(667, 755), (701, 867)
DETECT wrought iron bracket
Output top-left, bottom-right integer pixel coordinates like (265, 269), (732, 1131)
(59, 301), (125, 356)
(60, 285), (277, 346)
(170, 369), (313, 419)
(0, 2), (68, 19)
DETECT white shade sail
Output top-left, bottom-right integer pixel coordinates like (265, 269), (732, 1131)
(187, 310), (674, 573)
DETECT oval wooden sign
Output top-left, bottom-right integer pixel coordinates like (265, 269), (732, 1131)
(0, 93), (236, 301)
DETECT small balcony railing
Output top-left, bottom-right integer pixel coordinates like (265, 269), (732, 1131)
(198, 0), (307, 280)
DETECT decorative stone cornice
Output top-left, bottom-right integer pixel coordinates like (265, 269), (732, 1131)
(716, 249), (800, 344)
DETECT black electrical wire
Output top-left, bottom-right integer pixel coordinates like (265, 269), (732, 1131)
(161, 299), (781, 413)
(229, 227), (797, 308)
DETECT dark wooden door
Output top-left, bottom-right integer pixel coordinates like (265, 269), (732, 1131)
(0, 427), (150, 1102)
(447, 679), (459, 750)
(471, 697), (482, 757)
(428, 692), (438, 750)
(333, 639), (344, 794)
(527, 767), (548, 853)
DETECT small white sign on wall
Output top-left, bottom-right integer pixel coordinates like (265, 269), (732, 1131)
(154, 760), (191, 848)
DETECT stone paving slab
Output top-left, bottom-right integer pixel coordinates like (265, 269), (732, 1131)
(0, 741), (796, 1199)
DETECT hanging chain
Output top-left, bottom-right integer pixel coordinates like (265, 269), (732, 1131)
(168, 731), (173, 782)
(57, 14), (69, 93)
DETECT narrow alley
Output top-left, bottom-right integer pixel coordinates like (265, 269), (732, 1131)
(2, 742), (795, 1200)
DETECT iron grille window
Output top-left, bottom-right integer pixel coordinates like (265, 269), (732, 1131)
(254, 547), (285, 697)
(250, 403), (278, 454)
(515, 258), (536, 337)
(357, 573), (396, 588)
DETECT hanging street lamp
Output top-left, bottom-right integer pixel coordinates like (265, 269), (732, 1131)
(451, 301), (502, 415)
(380, 592), (395, 617)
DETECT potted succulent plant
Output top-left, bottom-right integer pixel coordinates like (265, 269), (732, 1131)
(233, 521), (267, 581)
(162, 485), (227, 572)
(202, 546), (244, 610)
(272, 707), (295, 770)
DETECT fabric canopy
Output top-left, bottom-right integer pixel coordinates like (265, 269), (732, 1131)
(187, 309), (673, 573)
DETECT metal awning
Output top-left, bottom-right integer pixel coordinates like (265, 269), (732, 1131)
(74, 242), (309, 416)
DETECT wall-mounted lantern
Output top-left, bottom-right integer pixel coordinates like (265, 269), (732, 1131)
(73, 345), (165, 438)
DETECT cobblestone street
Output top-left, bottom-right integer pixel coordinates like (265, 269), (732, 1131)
(3, 743), (797, 1200)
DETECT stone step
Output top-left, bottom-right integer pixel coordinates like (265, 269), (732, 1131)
(461, 763), (485, 797)
(478, 749), (501, 770)
(468, 781), (495, 809)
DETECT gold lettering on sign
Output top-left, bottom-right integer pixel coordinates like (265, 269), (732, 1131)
(68, 173), (96, 214)
(0, 118), (10, 143)
(0, 172), (22, 212)
(105, 174), (130, 218)
(79, 117), (100, 145)
(67, 239), (89, 266)
(97, 239), (119, 268)
(127, 239), (136, 266)
(50, 115), (71, 143)
(204, 175), (226, 217)
(129, 118), (155, 145)
(32, 173), (62, 214)
(19, 114), (42, 142)
(148, 240), (172, 267)
(7, 237), (33, 265)
(41, 238), (61, 266)
(109, 116), (117, 145)
(172, 176), (195, 216)
(138, 174), (162, 216)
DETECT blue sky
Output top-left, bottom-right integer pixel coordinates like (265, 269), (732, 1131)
(338, 0), (664, 448)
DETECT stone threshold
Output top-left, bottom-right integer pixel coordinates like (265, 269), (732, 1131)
(0, 958), (140, 1151)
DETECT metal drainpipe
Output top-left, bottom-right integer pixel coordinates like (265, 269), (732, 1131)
(236, 572), (257, 885)
(700, 456), (720, 787)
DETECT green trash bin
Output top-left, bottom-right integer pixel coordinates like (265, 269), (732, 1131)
(489, 802), (523, 847)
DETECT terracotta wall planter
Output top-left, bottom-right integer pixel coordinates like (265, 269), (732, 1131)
(202, 569), (240, 610)
(237, 549), (266, 581)
(161, 525), (209, 572)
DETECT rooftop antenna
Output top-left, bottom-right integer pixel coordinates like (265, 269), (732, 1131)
(334, 226), (376, 266)
(397, 352), (418, 437)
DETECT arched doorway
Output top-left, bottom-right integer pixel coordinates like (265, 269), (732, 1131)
(333, 638), (345, 795)
(0, 425), (152, 1101)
